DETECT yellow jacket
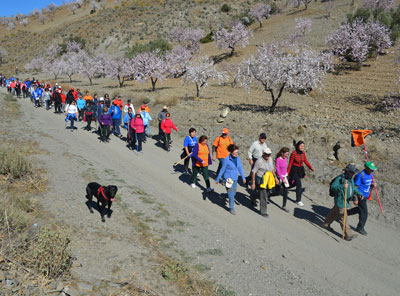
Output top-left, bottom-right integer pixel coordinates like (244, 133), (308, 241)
(260, 171), (275, 190)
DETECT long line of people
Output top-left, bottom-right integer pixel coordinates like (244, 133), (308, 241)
(1, 74), (376, 241)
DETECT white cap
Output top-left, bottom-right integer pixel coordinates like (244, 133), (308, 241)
(99, 97), (104, 101)
(263, 147), (272, 154)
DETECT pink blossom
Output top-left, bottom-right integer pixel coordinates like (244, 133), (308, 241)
(249, 4), (271, 27)
(169, 27), (204, 54)
(214, 22), (253, 56)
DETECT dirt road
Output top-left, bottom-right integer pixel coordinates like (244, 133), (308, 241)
(5, 91), (400, 296)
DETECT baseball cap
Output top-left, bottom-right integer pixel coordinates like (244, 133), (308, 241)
(365, 161), (377, 170)
(163, 105), (168, 110)
(141, 105), (146, 110)
(222, 128), (229, 134)
(259, 133), (267, 139)
(263, 147), (272, 154)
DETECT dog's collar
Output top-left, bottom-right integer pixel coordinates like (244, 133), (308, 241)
(98, 186), (115, 202)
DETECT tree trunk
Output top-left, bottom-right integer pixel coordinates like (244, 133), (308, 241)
(68, 74), (73, 83)
(259, 21), (262, 28)
(196, 83), (200, 97)
(118, 75), (125, 87)
(89, 77), (93, 85)
(151, 77), (157, 91)
(267, 84), (285, 114)
(229, 46), (235, 57)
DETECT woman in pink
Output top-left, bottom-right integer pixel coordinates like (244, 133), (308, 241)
(130, 113), (145, 153)
(275, 147), (290, 213)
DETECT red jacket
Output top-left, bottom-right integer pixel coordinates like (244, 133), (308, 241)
(161, 118), (178, 134)
(287, 150), (313, 174)
(72, 90), (78, 100)
(130, 117), (145, 133)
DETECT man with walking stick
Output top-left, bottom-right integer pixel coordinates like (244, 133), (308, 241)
(322, 164), (362, 241)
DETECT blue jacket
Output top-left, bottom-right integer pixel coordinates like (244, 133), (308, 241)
(216, 154), (245, 183)
(109, 105), (122, 119)
(123, 113), (134, 129)
(140, 110), (152, 125)
(77, 98), (86, 110)
(32, 89), (41, 99)
(96, 103), (104, 118)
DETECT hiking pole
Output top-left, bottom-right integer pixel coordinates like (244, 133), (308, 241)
(342, 180), (348, 240)
(363, 143), (383, 214)
(173, 154), (190, 167)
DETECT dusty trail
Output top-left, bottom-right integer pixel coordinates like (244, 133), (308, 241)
(5, 91), (400, 296)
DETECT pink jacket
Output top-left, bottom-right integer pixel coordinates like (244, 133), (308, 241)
(276, 157), (288, 182)
(130, 117), (144, 133)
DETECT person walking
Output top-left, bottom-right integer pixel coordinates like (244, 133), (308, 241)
(66, 88), (75, 105)
(322, 164), (362, 241)
(251, 147), (278, 217)
(98, 106), (112, 141)
(109, 100), (122, 137)
(287, 141), (314, 206)
(139, 105), (152, 140)
(183, 128), (197, 175)
(53, 89), (62, 114)
(157, 105), (168, 140)
(275, 147), (290, 212)
(77, 94), (86, 121)
(191, 135), (213, 192)
(124, 99), (135, 115)
(130, 113), (145, 153)
(212, 128), (234, 177)
(42, 88), (51, 110)
(65, 100), (78, 131)
(216, 144), (246, 215)
(347, 161), (377, 236)
(83, 100), (95, 131)
(160, 112), (178, 151)
(247, 133), (270, 171)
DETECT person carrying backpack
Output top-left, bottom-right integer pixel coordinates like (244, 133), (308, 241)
(322, 164), (362, 241)
(212, 128), (234, 177)
(130, 113), (145, 153)
(160, 112), (178, 151)
(191, 135), (212, 191)
(183, 128), (197, 175)
(347, 161), (377, 236)
(109, 100), (122, 137)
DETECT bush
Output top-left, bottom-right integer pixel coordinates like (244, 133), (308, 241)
(59, 35), (86, 54)
(30, 227), (72, 278)
(0, 147), (32, 179)
(200, 31), (213, 43)
(347, 8), (371, 24)
(125, 38), (171, 58)
(221, 3), (231, 13)
(270, 2), (279, 15)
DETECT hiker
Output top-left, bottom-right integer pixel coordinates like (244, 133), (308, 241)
(183, 128), (197, 175)
(109, 100), (122, 137)
(104, 93), (111, 107)
(65, 100), (78, 131)
(84, 91), (93, 101)
(212, 128), (234, 177)
(251, 147), (278, 217)
(124, 99), (135, 115)
(77, 94), (86, 121)
(53, 89), (62, 113)
(124, 107), (135, 148)
(130, 112), (145, 153)
(66, 88), (75, 105)
(160, 112), (178, 151)
(139, 105), (152, 140)
(83, 100), (95, 131)
(191, 135), (213, 192)
(322, 164), (362, 241)
(43, 88), (51, 110)
(288, 141), (314, 206)
(98, 106), (112, 141)
(142, 99), (150, 113)
(248, 133), (270, 170)
(123, 106), (134, 129)
(216, 144), (246, 215)
(275, 147), (291, 213)
(32, 85), (41, 107)
(92, 93), (98, 107)
(157, 105), (168, 140)
(347, 161), (377, 236)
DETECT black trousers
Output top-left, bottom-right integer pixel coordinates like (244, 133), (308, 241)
(55, 102), (62, 113)
(348, 198), (368, 230)
(184, 146), (194, 172)
(289, 166), (303, 202)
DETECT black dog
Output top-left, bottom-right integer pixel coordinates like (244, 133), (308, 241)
(85, 182), (118, 222)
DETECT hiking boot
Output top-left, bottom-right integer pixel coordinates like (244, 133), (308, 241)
(344, 234), (358, 241)
(229, 209), (236, 215)
(206, 187), (214, 193)
(183, 170), (190, 176)
(190, 183), (196, 189)
(261, 213), (269, 218)
(357, 228), (368, 236)
(297, 201), (304, 206)
(282, 207), (289, 213)
(322, 223), (334, 232)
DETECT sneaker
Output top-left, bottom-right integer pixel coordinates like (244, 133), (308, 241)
(261, 213), (269, 218)
(344, 234), (358, 241)
(190, 183), (196, 188)
(282, 207), (289, 213)
(357, 228), (368, 236)
(183, 170), (190, 176)
(322, 223), (334, 232)
(206, 187), (214, 193)
(229, 209), (236, 215)
(297, 201), (304, 206)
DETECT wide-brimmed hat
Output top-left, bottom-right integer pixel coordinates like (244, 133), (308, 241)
(344, 164), (358, 174)
(162, 105), (168, 110)
(365, 161), (377, 170)
(226, 178), (234, 188)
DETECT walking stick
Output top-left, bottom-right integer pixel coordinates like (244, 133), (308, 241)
(342, 180), (348, 239)
(363, 143), (383, 213)
(174, 154), (190, 166)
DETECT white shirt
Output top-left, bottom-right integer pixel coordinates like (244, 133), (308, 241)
(66, 104), (77, 114)
(124, 104), (135, 114)
(248, 140), (268, 160)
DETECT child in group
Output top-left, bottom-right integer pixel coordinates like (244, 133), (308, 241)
(98, 106), (112, 141)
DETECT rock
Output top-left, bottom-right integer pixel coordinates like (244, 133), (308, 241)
(217, 117), (224, 123)
(0, 270), (6, 282)
(220, 107), (229, 118)
(56, 282), (64, 292)
(327, 154), (336, 162)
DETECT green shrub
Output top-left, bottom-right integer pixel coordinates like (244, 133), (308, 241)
(234, 10), (254, 26)
(31, 227), (72, 278)
(0, 148), (32, 179)
(125, 38), (171, 58)
(200, 31), (213, 43)
(221, 3), (231, 13)
(270, 2), (279, 15)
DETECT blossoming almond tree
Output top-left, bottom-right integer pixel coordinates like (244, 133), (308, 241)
(235, 42), (332, 113)
(214, 22), (253, 56)
(165, 45), (193, 78)
(249, 4), (271, 28)
(104, 56), (132, 87)
(183, 56), (227, 97)
(133, 50), (167, 91)
(169, 27), (204, 54)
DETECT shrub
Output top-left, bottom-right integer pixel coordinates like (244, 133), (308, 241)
(347, 8), (371, 24)
(0, 147), (32, 179)
(270, 2), (279, 15)
(221, 3), (231, 12)
(30, 227), (72, 278)
(125, 38), (171, 58)
(59, 36), (86, 54)
(200, 31), (213, 43)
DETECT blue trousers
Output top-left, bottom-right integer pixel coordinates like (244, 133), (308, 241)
(227, 180), (238, 210)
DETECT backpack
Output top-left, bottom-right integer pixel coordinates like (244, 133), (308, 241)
(329, 175), (342, 197)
